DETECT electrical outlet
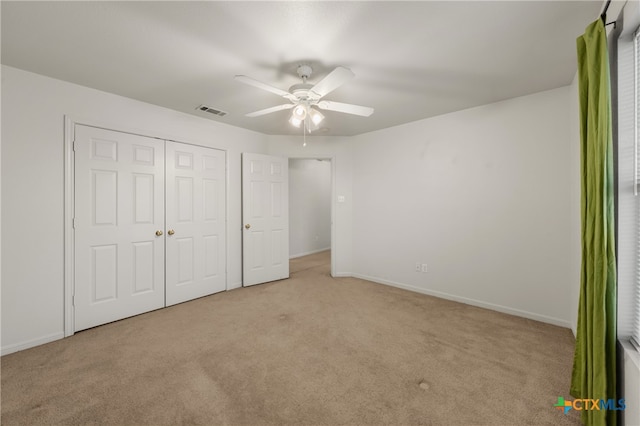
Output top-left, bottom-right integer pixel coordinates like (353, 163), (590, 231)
(421, 263), (428, 273)
(415, 262), (421, 272)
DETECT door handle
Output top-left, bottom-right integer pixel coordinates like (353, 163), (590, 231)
(245, 224), (251, 229)
(168, 229), (175, 236)
(155, 230), (163, 236)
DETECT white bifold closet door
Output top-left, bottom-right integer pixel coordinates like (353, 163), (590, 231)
(74, 126), (166, 331)
(165, 141), (226, 306)
(74, 125), (226, 332)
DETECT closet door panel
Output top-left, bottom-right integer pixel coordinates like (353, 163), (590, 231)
(165, 142), (226, 306)
(74, 125), (165, 331)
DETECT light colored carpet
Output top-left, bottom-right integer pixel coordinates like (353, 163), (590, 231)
(1, 250), (580, 425)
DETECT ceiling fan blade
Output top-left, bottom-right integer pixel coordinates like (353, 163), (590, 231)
(245, 104), (294, 118)
(235, 75), (297, 101)
(316, 100), (374, 117)
(309, 67), (355, 99)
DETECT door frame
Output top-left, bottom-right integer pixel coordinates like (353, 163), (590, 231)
(285, 156), (336, 277)
(63, 116), (229, 337)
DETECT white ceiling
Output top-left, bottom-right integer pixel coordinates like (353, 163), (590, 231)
(1, 1), (602, 137)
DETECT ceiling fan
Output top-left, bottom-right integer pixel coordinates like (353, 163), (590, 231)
(235, 65), (374, 132)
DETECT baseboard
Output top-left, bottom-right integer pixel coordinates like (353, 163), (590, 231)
(332, 272), (352, 278)
(1, 331), (65, 356)
(289, 247), (331, 259)
(351, 273), (572, 329)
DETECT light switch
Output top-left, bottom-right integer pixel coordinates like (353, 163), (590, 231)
(337, 195), (346, 203)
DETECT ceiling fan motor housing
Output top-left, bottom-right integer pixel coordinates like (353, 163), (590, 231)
(289, 83), (315, 101)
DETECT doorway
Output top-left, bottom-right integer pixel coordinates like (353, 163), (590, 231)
(288, 158), (332, 275)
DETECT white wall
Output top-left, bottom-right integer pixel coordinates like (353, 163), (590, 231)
(0, 57), (3, 351)
(568, 72), (581, 335)
(288, 159), (331, 258)
(350, 87), (578, 327)
(1, 65), (268, 354)
(267, 135), (353, 276)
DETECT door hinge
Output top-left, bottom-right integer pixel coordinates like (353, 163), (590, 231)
(73, 218), (78, 229)
(72, 141), (76, 152)
(72, 295), (75, 306)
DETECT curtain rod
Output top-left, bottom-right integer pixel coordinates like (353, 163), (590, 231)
(601, 0), (617, 29)
(601, 0), (611, 20)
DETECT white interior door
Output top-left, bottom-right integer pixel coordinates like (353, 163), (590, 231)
(74, 125), (165, 331)
(165, 142), (226, 305)
(242, 153), (289, 286)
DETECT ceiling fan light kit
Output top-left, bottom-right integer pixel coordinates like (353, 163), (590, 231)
(235, 64), (374, 133)
(310, 108), (324, 125)
(292, 104), (307, 120)
(289, 115), (302, 128)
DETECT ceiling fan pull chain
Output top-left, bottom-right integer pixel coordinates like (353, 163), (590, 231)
(303, 120), (307, 147)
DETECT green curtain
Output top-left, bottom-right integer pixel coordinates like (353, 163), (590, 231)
(570, 18), (617, 426)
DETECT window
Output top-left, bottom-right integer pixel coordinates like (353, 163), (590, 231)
(631, 27), (640, 352)
(616, 9), (640, 352)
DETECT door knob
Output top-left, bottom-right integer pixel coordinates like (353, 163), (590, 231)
(168, 229), (175, 236)
(245, 224), (251, 229)
(156, 230), (163, 236)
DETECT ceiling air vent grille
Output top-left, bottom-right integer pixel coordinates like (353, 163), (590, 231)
(196, 104), (227, 117)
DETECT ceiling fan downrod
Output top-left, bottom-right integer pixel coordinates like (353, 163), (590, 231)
(297, 65), (313, 84)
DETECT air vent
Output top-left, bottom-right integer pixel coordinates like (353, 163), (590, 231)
(196, 104), (227, 117)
